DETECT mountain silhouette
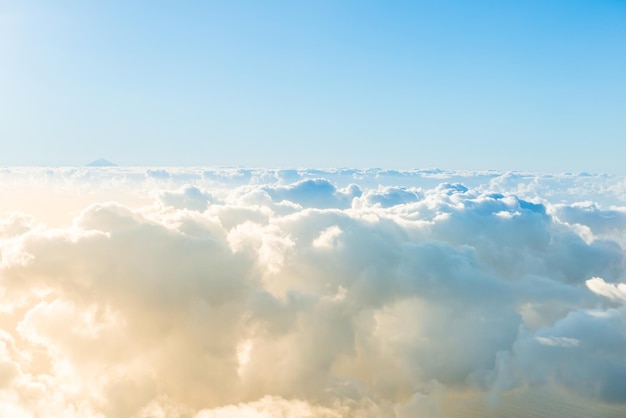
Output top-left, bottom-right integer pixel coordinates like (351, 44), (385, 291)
(87, 158), (117, 167)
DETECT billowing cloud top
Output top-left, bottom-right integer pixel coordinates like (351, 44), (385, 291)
(0, 167), (625, 417)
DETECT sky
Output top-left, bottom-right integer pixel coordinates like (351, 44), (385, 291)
(1, 0), (625, 171)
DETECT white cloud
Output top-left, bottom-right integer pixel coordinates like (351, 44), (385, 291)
(586, 276), (626, 304)
(0, 168), (625, 416)
(535, 336), (580, 347)
(312, 226), (342, 249)
(158, 185), (215, 212)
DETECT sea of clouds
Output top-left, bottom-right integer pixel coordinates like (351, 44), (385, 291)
(0, 167), (625, 417)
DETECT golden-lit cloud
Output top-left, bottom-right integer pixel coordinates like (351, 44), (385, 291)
(0, 168), (625, 417)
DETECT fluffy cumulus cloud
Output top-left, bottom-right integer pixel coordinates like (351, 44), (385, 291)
(0, 167), (625, 417)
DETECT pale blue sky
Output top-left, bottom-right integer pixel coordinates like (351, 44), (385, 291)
(1, 1), (625, 172)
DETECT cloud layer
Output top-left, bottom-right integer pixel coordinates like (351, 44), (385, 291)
(0, 167), (625, 417)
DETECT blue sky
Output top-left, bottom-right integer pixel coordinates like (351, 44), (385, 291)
(1, 0), (625, 172)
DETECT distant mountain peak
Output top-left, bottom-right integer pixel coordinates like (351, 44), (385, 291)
(87, 158), (117, 167)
